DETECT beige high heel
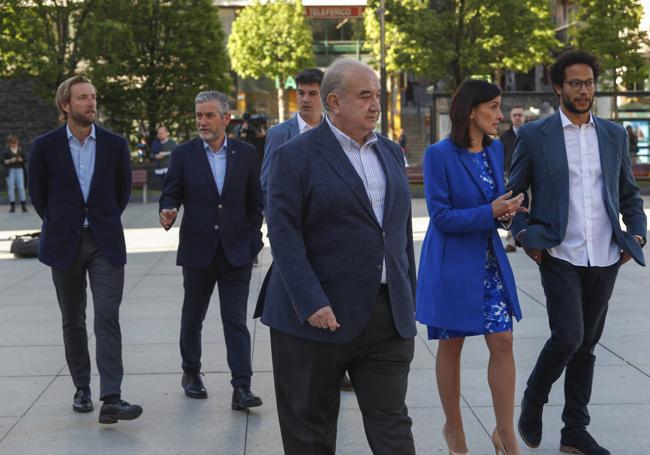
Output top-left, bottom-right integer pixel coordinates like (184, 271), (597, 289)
(442, 426), (469, 455)
(491, 429), (508, 455)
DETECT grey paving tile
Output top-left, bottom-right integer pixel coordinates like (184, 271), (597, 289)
(0, 410), (246, 455)
(0, 417), (18, 441)
(0, 377), (52, 417)
(0, 346), (65, 376)
(244, 407), (283, 455)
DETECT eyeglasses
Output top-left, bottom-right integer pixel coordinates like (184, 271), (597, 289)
(565, 79), (596, 91)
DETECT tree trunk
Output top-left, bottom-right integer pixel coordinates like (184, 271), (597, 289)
(277, 85), (285, 123)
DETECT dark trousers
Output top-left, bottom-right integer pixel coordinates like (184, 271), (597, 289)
(524, 251), (620, 435)
(51, 230), (124, 400)
(181, 245), (253, 388)
(270, 287), (415, 455)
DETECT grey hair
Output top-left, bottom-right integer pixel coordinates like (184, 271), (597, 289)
(320, 58), (373, 112)
(195, 91), (230, 115)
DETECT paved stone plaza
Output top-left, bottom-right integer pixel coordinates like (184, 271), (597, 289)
(0, 199), (649, 455)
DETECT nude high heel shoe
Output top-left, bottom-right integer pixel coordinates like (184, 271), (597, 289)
(492, 429), (508, 455)
(443, 426), (469, 455)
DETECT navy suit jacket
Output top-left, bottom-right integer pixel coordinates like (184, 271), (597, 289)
(28, 124), (131, 270)
(159, 137), (263, 268)
(260, 122), (417, 343)
(416, 138), (521, 332)
(260, 114), (300, 203)
(508, 111), (647, 265)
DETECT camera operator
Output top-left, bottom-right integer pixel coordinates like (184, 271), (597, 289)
(238, 113), (267, 163)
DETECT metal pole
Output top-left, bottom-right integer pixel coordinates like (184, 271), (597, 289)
(379, 0), (388, 136)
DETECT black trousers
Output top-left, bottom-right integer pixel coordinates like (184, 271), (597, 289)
(524, 251), (620, 435)
(181, 245), (253, 388)
(51, 229), (124, 400)
(270, 286), (415, 455)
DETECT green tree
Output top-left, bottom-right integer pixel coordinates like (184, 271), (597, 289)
(574, 0), (648, 89)
(83, 0), (231, 143)
(227, 0), (314, 122)
(364, 0), (559, 89)
(0, 0), (96, 93)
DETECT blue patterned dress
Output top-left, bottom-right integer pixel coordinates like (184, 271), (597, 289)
(427, 150), (513, 340)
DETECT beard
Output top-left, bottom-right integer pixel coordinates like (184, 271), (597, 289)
(69, 109), (95, 127)
(198, 129), (221, 143)
(562, 92), (593, 114)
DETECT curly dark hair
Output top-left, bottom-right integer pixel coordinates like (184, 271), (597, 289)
(549, 49), (600, 86)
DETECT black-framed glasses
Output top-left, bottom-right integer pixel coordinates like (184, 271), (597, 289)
(565, 79), (596, 91)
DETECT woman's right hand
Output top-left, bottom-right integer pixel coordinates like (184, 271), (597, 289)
(491, 191), (525, 218)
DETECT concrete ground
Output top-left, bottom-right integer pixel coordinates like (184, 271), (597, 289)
(0, 199), (649, 455)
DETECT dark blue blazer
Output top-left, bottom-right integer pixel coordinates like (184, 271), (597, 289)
(260, 122), (417, 343)
(261, 114), (300, 203)
(416, 138), (522, 332)
(507, 112), (647, 265)
(28, 124), (131, 270)
(159, 137), (263, 268)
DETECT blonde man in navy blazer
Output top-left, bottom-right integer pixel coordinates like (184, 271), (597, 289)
(29, 76), (142, 424)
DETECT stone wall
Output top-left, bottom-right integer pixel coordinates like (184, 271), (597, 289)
(0, 78), (59, 153)
(0, 78), (59, 195)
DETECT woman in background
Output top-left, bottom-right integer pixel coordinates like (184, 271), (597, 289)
(416, 79), (525, 455)
(3, 135), (28, 213)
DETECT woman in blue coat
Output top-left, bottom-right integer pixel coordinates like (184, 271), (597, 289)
(416, 79), (525, 455)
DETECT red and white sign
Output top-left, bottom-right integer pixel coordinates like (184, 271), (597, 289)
(305, 6), (364, 18)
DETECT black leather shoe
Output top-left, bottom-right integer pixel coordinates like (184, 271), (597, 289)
(98, 400), (143, 424)
(231, 387), (262, 410)
(518, 398), (543, 448)
(72, 389), (93, 413)
(340, 374), (353, 391)
(182, 372), (208, 399)
(560, 429), (610, 455)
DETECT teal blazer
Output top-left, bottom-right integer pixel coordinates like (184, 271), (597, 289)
(507, 111), (646, 266)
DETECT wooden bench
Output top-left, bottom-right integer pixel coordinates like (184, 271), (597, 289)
(132, 169), (149, 203)
(405, 165), (424, 184)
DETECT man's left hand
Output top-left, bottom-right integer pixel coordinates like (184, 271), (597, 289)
(621, 235), (644, 265)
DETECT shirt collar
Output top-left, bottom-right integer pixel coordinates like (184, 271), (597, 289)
(204, 136), (228, 154)
(325, 115), (378, 149)
(296, 112), (322, 133)
(66, 123), (96, 142)
(559, 107), (594, 128)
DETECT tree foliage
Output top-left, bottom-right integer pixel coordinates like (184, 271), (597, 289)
(0, 0), (96, 93)
(227, 0), (314, 121)
(574, 0), (648, 89)
(83, 0), (230, 142)
(0, 0), (229, 143)
(364, 0), (559, 89)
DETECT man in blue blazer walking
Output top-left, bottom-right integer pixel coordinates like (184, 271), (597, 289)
(29, 76), (142, 424)
(159, 91), (264, 410)
(261, 68), (324, 203)
(508, 50), (647, 455)
(260, 58), (417, 455)
(259, 67), (355, 391)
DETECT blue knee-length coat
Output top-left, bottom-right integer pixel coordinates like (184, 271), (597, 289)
(416, 138), (522, 333)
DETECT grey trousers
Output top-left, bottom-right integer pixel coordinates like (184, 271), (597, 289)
(51, 230), (124, 399)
